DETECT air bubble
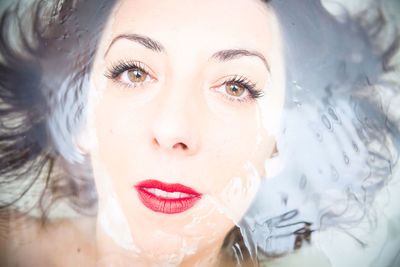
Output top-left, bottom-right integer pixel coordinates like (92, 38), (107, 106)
(330, 165), (339, 181)
(292, 81), (303, 90)
(352, 142), (359, 152)
(369, 155), (375, 162)
(343, 152), (350, 165)
(280, 193), (288, 206)
(309, 123), (323, 142)
(321, 114), (332, 130)
(328, 107), (340, 122)
(293, 99), (302, 108)
(299, 175), (307, 189)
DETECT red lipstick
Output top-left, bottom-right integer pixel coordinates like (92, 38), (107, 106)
(134, 179), (202, 214)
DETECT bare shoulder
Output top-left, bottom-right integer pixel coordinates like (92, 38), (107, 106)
(0, 210), (97, 267)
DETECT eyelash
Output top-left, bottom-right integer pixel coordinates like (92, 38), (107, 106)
(218, 75), (264, 103)
(104, 60), (153, 88)
(104, 60), (264, 102)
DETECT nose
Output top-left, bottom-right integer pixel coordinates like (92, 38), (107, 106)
(151, 85), (201, 156)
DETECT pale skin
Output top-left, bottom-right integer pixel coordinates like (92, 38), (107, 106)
(1, 0), (285, 266)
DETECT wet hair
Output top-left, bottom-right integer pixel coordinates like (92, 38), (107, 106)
(232, 0), (400, 261)
(0, 0), (117, 219)
(0, 0), (399, 264)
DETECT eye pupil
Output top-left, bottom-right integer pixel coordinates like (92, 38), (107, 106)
(128, 68), (147, 83)
(226, 83), (244, 96)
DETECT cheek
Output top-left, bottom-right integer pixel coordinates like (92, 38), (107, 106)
(206, 96), (272, 177)
(203, 105), (272, 221)
(92, 92), (151, 177)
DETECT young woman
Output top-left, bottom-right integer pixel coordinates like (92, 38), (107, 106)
(0, 0), (398, 266)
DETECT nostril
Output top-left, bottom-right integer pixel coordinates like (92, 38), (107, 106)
(172, 142), (188, 150)
(153, 138), (188, 150)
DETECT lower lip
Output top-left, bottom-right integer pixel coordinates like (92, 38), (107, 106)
(134, 180), (202, 214)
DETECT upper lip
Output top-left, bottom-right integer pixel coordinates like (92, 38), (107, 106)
(135, 179), (201, 196)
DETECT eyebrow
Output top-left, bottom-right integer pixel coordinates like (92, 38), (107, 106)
(105, 34), (270, 72)
(211, 49), (270, 72)
(104, 33), (165, 57)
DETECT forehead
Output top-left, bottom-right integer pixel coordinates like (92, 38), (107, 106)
(103, 0), (276, 55)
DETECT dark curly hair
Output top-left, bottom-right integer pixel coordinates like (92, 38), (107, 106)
(0, 0), (398, 265)
(0, 0), (117, 220)
(230, 0), (400, 263)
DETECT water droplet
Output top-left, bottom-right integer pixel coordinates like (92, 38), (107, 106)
(369, 155), (375, 162)
(328, 107), (340, 122)
(343, 152), (350, 165)
(292, 81), (303, 90)
(293, 99), (302, 108)
(299, 175), (307, 189)
(309, 123), (323, 142)
(352, 141), (359, 152)
(313, 132), (322, 141)
(330, 165), (339, 181)
(321, 114), (332, 130)
(280, 193), (288, 206)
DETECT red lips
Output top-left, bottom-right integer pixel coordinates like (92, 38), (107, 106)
(134, 179), (202, 214)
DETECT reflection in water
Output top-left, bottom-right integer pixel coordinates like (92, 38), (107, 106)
(0, 0), (399, 266)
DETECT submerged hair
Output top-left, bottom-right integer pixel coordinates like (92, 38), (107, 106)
(0, 0), (117, 220)
(231, 0), (400, 262)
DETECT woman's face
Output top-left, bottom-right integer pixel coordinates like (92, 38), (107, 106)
(87, 0), (285, 263)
